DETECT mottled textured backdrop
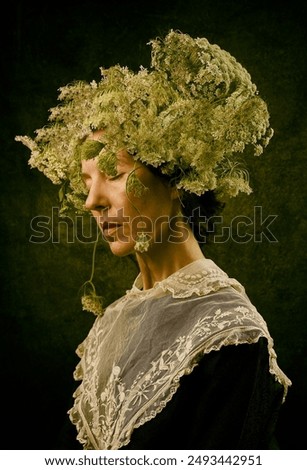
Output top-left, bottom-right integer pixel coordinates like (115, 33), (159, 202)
(1, 0), (306, 449)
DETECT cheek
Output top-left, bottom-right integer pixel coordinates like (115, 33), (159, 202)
(111, 172), (174, 225)
(109, 184), (134, 215)
(140, 186), (174, 219)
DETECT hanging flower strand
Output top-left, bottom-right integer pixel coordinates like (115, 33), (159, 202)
(80, 234), (104, 316)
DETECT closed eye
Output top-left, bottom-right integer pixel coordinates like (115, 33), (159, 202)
(108, 173), (125, 181)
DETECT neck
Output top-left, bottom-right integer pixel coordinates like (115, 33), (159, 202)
(135, 227), (205, 290)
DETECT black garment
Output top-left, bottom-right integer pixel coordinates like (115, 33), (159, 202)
(67, 260), (290, 449)
(122, 338), (284, 450)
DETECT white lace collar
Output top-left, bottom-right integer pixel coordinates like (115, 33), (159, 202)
(69, 256), (291, 450)
(127, 257), (244, 299)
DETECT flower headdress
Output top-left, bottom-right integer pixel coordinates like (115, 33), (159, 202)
(16, 30), (273, 214)
(15, 31), (273, 315)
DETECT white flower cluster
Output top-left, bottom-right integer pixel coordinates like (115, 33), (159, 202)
(134, 233), (151, 253)
(81, 293), (104, 316)
(15, 30), (273, 213)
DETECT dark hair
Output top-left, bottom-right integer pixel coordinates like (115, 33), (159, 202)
(180, 190), (225, 245)
(146, 163), (225, 245)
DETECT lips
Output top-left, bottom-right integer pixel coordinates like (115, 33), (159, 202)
(101, 221), (122, 238)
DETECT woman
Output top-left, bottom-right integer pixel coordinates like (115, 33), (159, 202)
(16, 30), (291, 450)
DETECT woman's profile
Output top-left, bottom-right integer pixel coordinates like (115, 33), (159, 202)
(16, 30), (291, 450)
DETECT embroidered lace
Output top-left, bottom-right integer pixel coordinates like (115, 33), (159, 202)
(68, 258), (291, 449)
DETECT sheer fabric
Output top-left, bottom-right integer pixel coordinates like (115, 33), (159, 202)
(68, 258), (291, 449)
(122, 338), (285, 449)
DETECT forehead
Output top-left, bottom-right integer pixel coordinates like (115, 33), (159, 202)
(116, 149), (135, 167)
(84, 130), (137, 168)
(88, 129), (104, 142)
(81, 149), (135, 174)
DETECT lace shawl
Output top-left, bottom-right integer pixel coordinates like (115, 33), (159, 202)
(68, 258), (291, 450)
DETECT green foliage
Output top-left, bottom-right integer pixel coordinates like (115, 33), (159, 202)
(15, 30), (273, 213)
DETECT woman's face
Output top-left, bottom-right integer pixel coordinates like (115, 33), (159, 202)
(81, 146), (180, 257)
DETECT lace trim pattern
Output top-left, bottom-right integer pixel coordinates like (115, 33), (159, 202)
(68, 299), (291, 449)
(127, 258), (244, 299)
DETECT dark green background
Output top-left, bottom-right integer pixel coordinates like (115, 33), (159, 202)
(1, 0), (306, 449)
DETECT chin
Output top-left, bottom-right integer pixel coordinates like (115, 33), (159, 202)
(108, 241), (136, 257)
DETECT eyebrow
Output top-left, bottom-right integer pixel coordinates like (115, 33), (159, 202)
(80, 171), (91, 180)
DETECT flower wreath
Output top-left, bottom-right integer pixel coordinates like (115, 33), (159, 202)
(16, 30), (273, 213)
(15, 30), (273, 314)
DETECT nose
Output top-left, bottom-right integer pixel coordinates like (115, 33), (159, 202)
(84, 178), (109, 212)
